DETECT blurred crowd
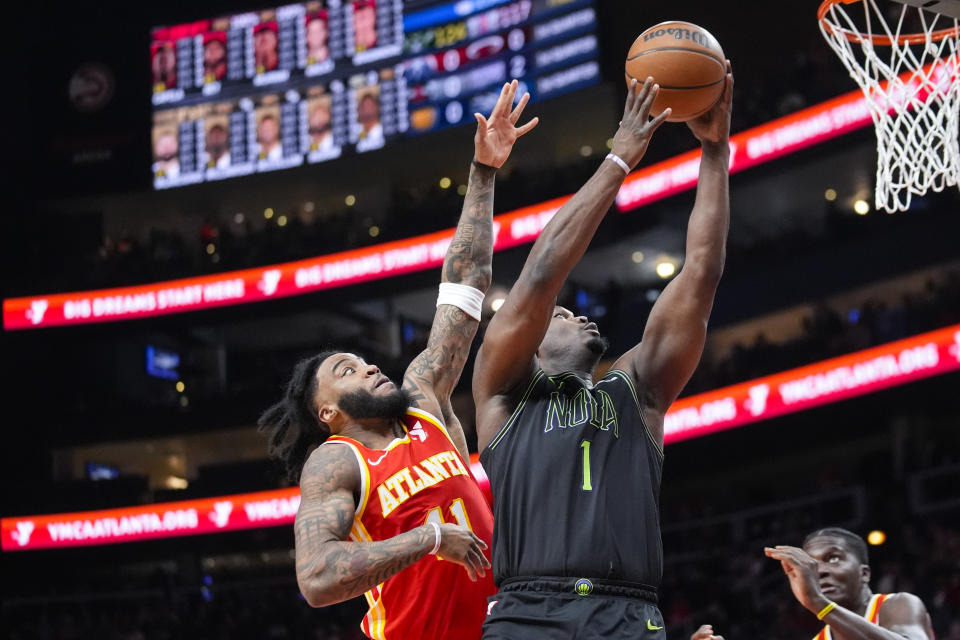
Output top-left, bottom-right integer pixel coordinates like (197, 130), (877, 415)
(547, 265), (960, 402)
(680, 268), (960, 394)
(4, 583), (365, 640)
(73, 154), (614, 294)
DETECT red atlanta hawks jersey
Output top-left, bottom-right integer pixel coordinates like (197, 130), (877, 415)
(813, 593), (889, 640)
(323, 407), (495, 640)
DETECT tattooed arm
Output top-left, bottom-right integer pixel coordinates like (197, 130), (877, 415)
(295, 445), (489, 608)
(403, 79), (538, 461)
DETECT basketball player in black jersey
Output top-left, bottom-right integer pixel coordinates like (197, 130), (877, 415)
(473, 66), (733, 639)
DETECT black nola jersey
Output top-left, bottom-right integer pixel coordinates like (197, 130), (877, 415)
(480, 369), (664, 588)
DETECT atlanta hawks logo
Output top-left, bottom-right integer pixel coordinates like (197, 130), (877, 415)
(12, 521), (35, 547)
(746, 383), (770, 416)
(408, 421), (428, 443)
(258, 269), (282, 296)
(209, 501), (233, 528)
(27, 300), (49, 325)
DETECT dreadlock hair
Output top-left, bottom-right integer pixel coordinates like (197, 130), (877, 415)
(258, 350), (339, 484)
(804, 527), (870, 564)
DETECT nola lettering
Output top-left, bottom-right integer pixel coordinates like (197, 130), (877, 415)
(545, 386), (619, 437)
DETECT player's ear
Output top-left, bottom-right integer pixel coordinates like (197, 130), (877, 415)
(319, 403), (339, 424)
(860, 563), (871, 586)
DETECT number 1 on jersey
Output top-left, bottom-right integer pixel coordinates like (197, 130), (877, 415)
(580, 440), (593, 491)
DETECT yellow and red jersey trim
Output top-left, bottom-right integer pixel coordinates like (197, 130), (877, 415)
(813, 594), (889, 640)
(867, 593), (887, 623)
(405, 406), (459, 451)
(348, 510), (387, 639)
(323, 438), (372, 520)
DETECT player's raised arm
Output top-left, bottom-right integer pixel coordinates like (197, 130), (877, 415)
(401, 80), (538, 461)
(473, 78), (669, 449)
(294, 444), (489, 608)
(612, 62), (734, 445)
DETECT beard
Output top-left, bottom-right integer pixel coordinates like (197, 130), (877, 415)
(337, 384), (410, 421)
(586, 335), (610, 356)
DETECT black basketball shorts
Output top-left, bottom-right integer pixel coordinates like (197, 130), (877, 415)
(482, 577), (667, 640)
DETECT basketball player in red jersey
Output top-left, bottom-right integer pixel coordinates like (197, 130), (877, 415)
(765, 527), (934, 640)
(257, 80), (538, 640)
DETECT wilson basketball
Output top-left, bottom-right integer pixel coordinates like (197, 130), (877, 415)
(625, 21), (726, 122)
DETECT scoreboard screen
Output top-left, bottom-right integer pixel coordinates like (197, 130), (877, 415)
(150, 0), (601, 189)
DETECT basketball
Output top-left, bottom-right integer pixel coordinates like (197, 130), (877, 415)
(625, 21), (726, 122)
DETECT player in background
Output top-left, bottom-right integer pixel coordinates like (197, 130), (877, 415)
(258, 80), (538, 640)
(765, 527), (934, 640)
(691, 625), (724, 640)
(473, 66), (732, 639)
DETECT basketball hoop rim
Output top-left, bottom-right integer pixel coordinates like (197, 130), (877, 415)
(817, 0), (960, 46)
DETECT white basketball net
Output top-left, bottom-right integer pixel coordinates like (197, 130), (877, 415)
(819, 0), (960, 212)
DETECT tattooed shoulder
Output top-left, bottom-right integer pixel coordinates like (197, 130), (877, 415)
(299, 443), (361, 501)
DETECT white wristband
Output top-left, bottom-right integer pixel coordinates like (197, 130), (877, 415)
(428, 521), (442, 555)
(605, 153), (630, 174)
(437, 282), (485, 321)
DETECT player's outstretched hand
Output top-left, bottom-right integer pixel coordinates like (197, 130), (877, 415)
(764, 545), (829, 614)
(687, 60), (733, 145)
(611, 77), (671, 171)
(691, 624), (725, 640)
(437, 523), (491, 582)
(474, 79), (539, 168)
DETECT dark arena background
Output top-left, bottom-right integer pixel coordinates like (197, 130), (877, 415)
(2, 0), (959, 638)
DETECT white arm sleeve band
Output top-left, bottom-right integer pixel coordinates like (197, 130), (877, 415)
(436, 282), (485, 321)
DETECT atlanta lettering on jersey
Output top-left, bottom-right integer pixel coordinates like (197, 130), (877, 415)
(377, 450), (470, 517)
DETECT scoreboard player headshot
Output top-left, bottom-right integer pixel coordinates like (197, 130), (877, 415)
(353, 1), (378, 52)
(305, 11), (330, 64)
(356, 88), (383, 143)
(257, 110), (283, 161)
(151, 42), (177, 90)
(152, 129), (180, 178)
(254, 22), (279, 73)
(203, 34), (227, 82)
(308, 97), (334, 151)
(204, 121), (230, 169)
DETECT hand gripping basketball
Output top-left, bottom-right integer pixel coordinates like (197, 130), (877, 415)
(610, 77), (671, 171)
(686, 60), (733, 145)
(436, 523), (491, 582)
